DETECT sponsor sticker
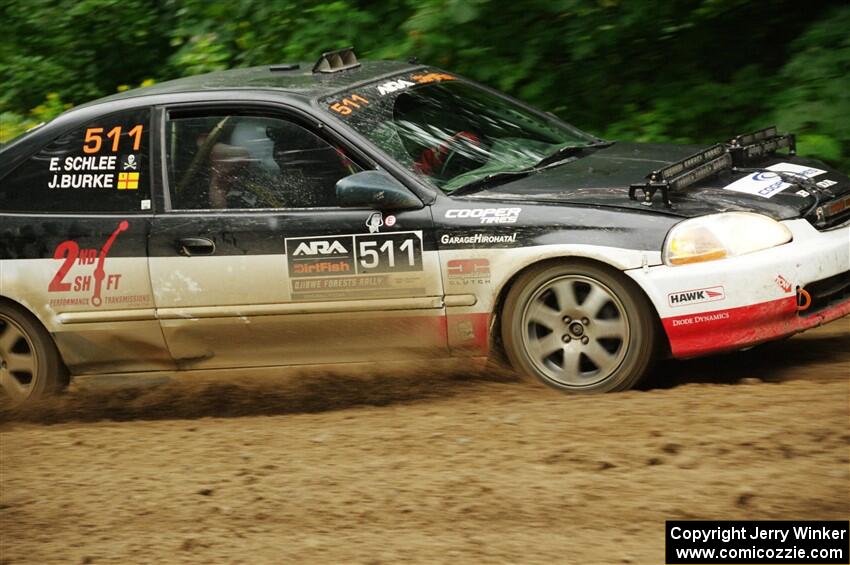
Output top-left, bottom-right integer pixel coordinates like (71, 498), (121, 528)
(47, 124), (144, 190)
(291, 275), (389, 293)
(286, 236), (355, 278)
(328, 94), (370, 117)
(455, 319), (475, 340)
(117, 172), (140, 190)
(122, 154), (139, 170)
(285, 231), (424, 279)
(445, 207), (521, 224)
(775, 275), (793, 293)
(377, 79), (414, 96)
(447, 259), (491, 286)
(439, 232), (518, 247)
(670, 311), (730, 327)
(723, 162), (827, 199)
(667, 286), (726, 308)
(366, 212), (384, 233)
(410, 72), (456, 84)
(47, 220), (143, 308)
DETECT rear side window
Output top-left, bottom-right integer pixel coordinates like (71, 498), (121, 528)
(0, 109), (150, 213)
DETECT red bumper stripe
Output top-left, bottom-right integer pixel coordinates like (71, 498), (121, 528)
(662, 295), (850, 358)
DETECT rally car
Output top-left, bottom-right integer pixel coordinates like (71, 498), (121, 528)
(1, 48), (848, 404)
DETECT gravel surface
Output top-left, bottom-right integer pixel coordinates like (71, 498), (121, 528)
(1, 320), (848, 564)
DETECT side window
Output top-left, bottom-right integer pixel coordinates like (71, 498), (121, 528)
(0, 109), (150, 213)
(165, 114), (362, 210)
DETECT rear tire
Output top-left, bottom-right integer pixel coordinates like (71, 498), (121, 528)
(501, 261), (657, 393)
(0, 302), (66, 405)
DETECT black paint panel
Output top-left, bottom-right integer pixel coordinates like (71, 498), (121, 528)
(472, 142), (850, 221)
(147, 208), (437, 258)
(0, 215), (151, 260)
(432, 199), (678, 252)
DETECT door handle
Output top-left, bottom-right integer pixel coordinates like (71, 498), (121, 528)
(178, 237), (216, 256)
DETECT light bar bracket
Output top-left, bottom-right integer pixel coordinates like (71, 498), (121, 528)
(727, 126), (796, 166)
(629, 144), (732, 207)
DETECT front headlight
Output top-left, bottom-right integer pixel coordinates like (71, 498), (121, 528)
(663, 212), (792, 266)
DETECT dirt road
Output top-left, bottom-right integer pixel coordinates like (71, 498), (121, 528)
(1, 321), (848, 564)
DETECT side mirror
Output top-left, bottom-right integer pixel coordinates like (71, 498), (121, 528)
(336, 170), (423, 210)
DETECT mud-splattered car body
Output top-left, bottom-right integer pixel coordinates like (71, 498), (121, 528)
(1, 49), (848, 402)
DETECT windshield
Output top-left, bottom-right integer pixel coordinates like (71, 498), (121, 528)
(320, 72), (596, 193)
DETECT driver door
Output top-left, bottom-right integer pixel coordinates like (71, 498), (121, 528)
(148, 107), (448, 369)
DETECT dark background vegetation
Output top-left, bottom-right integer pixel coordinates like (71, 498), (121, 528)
(1, 0), (848, 167)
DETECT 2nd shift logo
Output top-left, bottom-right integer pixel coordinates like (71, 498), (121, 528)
(48, 221), (129, 307)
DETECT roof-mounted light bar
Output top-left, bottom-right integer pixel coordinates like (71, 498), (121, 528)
(628, 126), (800, 207)
(312, 47), (360, 74)
(728, 126), (796, 166)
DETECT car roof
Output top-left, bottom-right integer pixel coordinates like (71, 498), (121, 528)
(0, 59), (425, 177)
(76, 59), (419, 109)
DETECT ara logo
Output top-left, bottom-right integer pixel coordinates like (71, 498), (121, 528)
(667, 286), (725, 308)
(292, 240), (348, 256)
(377, 79), (415, 96)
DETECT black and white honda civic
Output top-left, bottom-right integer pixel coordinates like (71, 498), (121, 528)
(1, 48), (848, 404)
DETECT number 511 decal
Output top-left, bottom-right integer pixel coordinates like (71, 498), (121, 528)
(285, 232), (423, 278)
(357, 233), (422, 273)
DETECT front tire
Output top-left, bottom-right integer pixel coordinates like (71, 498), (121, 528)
(501, 261), (657, 393)
(0, 302), (66, 405)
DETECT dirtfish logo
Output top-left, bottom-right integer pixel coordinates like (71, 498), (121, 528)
(668, 286), (725, 307)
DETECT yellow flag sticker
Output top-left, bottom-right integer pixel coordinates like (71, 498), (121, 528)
(117, 172), (139, 190)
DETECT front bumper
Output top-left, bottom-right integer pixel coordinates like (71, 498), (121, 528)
(627, 219), (850, 358)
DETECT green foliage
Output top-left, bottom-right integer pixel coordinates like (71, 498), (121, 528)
(2, 0), (848, 168)
(0, 92), (70, 142)
(771, 5), (850, 167)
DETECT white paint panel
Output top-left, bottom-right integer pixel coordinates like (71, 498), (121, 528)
(0, 256), (157, 330)
(627, 219), (850, 318)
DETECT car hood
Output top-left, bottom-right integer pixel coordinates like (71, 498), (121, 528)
(466, 142), (850, 220)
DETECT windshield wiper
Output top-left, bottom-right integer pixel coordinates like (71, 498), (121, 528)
(449, 170), (535, 196)
(533, 140), (615, 169)
(450, 140), (615, 196)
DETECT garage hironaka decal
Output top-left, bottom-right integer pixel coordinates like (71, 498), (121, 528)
(47, 220), (137, 308)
